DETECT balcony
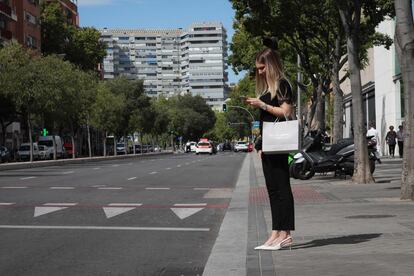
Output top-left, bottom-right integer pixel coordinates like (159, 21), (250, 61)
(0, 1), (11, 17)
(0, 28), (12, 40)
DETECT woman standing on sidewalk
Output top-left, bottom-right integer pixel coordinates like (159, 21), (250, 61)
(246, 40), (295, 251)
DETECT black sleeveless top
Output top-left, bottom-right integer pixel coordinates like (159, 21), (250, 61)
(255, 79), (293, 151)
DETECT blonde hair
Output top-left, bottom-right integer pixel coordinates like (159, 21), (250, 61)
(255, 48), (286, 100)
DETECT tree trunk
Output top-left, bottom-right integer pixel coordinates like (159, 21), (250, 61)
(71, 135), (75, 159)
(52, 135), (57, 160)
(310, 83), (325, 131)
(347, 35), (374, 184)
(103, 131), (107, 157)
(27, 116), (33, 162)
(87, 118), (92, 158)
(114, 135), (117, 156)
(332, 37), (344, 144)
(395, 0), (414, 200)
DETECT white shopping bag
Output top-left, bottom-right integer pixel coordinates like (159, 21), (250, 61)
(262, 119), (299, 154)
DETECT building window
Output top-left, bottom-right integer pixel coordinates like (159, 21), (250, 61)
(25, 11), (37, 25)
(26, 35), (37, 49)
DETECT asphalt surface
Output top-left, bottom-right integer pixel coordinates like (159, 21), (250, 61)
(0, 152), (245, 276)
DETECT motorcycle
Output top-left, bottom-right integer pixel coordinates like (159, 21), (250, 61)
(290, 131), (379, 180)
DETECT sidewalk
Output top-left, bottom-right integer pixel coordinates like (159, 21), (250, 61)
(204, 154), (414, 275)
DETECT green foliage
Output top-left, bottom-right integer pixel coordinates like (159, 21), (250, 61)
(155, 94), (216, 141)
(41, 1), (107, 71)
(65, 27), (107, 71)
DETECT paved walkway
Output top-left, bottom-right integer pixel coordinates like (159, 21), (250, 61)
(204, 154), (414, 276)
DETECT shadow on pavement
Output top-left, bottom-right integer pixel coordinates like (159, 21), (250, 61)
(292, 233), (382, 250)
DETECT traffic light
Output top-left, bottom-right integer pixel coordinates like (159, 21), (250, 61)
(222, 103), (227, 112)
(42, 128), (49, 136)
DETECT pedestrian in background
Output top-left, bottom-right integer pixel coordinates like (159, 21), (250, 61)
(397, 125), (404, 158)
(385, 126), (397, 158)
(246, 38), (295, 251)
(367, 122), (381, 157)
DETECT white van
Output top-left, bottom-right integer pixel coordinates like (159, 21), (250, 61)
(38, 135), (63, 159)
(18, 142), (40, 161)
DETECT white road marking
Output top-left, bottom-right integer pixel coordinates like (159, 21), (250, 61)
(20, 177), (36, 180)
(93, 167), (101, 170)
(171, 207), (205, 220)
(92, 185), (106, 188)
(127, 177), (137, 180)
(50, 187), (75, 190)
(112, 164), (120, 167)
(98, 187), (122, 190)
(34, 203), (77, 218)
(1, 186), (27, 189)
(177, 165), (181, 167)
(165, 167), (171, 170)
(145, 187), (170, 190)
(0, 225), (210, 231)
(103, 207), (136, 218)
(194, 188), (210, 190)
(149, 171), (158, 175)
(185, 163), (190, 165)
(62, 171), (74, 175)
(0, 203), (15, 206)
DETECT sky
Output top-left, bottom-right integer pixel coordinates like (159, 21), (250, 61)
(77, 0), (246, 83)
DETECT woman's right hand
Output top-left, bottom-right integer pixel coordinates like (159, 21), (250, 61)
(258, 150), (262, 159)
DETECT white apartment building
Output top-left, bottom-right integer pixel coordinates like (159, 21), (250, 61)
(341, 18), (405, 156)
(100, 22), (228, 109)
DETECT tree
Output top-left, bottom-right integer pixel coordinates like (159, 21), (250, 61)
(65, 27), (107, 72)
(41, 1), (106, 72)
(335, 0), (394, 183)
(394, 0), (414, 199)
(40, 0), (70, 56)
(90, 84), (125, 157)
(0, 44), (44, 162)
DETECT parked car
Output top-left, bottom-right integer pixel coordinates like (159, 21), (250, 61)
(18, 143), (40, 161)
(116, 143), (128, 155)
(234, 141), (248, 152)
(222, 142), (232, 151)
(63, 142), (76, 158)
(38, 135), (64, 159)
(0, 146), (11, 163)
(38, 145), (49, 160)
(185, 141), (197, 153)
(196, 141), (213, 155)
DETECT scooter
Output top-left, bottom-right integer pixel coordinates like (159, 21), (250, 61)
(290, 132), (378, 180)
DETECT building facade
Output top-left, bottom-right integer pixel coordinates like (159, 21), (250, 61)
(341, 18), (405, 156)
(0, 0), (41, 50)
(100, 22), (228, 109)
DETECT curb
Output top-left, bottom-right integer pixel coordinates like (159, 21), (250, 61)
(0, 151), (174, 171)
(203, 155), (249, 276)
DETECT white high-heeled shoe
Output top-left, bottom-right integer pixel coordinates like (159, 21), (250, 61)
(261, 236), (292, 251)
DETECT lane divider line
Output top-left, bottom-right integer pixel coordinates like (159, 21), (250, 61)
(1, 186), (27, 189)
(145, 187), (170, 190)
(0, 225), (210, 232)
(62, 171), (74, 175)
(20, 177), (36, 180)
(50, 187), (75, 190)
(98, 187), (123, 190)
(127, 177), (137, 181)
(0, 203), (15, 206)
(149, 172), (158, 175)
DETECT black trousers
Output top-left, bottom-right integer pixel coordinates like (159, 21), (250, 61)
(389, 144), (396, 156)
(398, 141), (404, 157)
(261, 153), (295, 230)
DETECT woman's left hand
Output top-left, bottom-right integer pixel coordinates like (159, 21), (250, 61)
(246, 97), (265, 109)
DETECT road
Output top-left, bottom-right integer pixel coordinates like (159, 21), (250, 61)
(0, 152), (246, 276)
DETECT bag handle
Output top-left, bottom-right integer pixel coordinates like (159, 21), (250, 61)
(273, 111), (290, 124)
